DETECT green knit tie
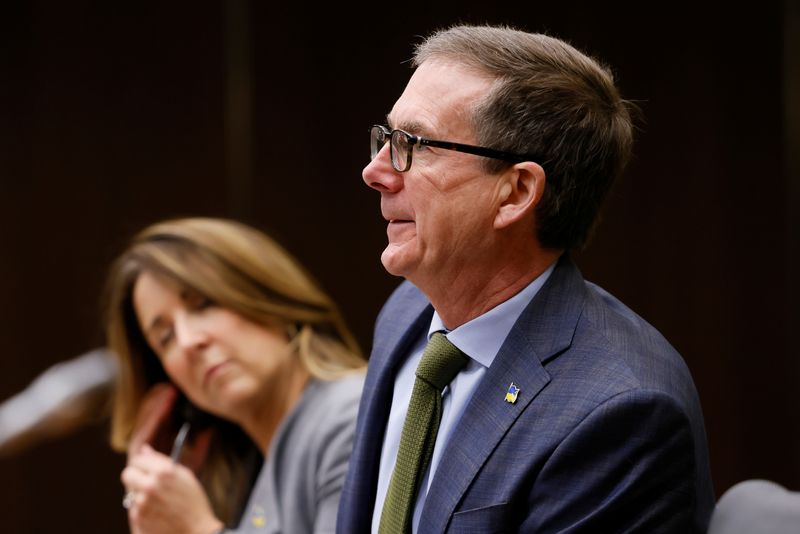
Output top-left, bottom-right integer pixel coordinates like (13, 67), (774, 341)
(378, 332), (469, 534)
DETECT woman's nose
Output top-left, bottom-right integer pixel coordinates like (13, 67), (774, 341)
(174, 315), (209, 353)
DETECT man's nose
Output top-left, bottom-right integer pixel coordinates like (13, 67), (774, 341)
(363, 143), (403, 193)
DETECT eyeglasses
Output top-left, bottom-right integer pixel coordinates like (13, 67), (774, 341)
(370, 124), (537, 173)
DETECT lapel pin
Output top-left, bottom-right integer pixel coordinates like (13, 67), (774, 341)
(505, 382), (520, 404)
(250, 504), (266, 528)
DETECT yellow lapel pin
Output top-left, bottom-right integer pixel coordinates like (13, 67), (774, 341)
(505, 382), (520, 404)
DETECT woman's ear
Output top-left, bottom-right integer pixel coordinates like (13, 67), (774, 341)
(494, 162), (546, 229)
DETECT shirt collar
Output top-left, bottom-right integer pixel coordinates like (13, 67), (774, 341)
(428, 261), (556, 369)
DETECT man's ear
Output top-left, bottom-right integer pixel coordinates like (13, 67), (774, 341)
(494, 162), (546, 229)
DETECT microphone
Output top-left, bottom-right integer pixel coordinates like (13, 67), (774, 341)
(0, 347), (117, 457)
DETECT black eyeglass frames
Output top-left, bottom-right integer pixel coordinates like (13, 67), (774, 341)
(369, 124), (537, 173)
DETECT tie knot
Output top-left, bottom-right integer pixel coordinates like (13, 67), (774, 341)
(415, 332), (469, 391)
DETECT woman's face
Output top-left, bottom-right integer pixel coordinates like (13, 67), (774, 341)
(132, 271), (294, 421)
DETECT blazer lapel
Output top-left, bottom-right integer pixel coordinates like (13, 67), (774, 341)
(345, 281), (433, 528)
(420, 256), (588, 532)
(371, 291), (433, 393)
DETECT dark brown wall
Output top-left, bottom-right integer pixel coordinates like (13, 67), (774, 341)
(0, 2), (795, 532)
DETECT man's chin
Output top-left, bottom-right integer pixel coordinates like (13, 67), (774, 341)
(380, 245), (416, 278)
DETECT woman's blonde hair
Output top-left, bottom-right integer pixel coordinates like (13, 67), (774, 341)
(103, 217), (365, 523)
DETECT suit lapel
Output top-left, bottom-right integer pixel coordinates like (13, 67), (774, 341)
(346, 282), (433, 527)
(371, 293), (433, 392)
(420, 256), (588, 532)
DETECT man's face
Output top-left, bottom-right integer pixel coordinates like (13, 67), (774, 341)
(362, 60), (503, 288)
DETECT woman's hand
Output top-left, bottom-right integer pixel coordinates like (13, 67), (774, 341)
(121, 444), (224, 534)
(128, 382), (179, 457)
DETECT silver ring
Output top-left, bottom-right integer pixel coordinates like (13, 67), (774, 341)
(122, 490), (137, 509)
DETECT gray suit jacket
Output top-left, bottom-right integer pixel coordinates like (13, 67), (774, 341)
(708, 480), (800, 534)
(339, 254), (715, 533)
(236, 373), (365, 534)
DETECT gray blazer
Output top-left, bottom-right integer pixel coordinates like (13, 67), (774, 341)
(708, 479), (800, 534)
(235, 372), (365, 534)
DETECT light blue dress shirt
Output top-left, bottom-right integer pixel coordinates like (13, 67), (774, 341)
(371, 263), (555, 533)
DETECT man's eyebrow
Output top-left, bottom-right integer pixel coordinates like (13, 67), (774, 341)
(388, 118), (430, 137)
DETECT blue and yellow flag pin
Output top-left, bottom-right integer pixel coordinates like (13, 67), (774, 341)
(250, 504), (266, 528)
(505, 382), (520, 404)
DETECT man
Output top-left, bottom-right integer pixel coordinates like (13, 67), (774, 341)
(339, 24), (714, 533)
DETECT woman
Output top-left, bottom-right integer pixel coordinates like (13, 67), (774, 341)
(104, 217), (366, 533)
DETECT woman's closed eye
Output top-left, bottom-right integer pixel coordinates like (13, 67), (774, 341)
(157, 327), (175, 351)
(182, 289), (212, 311)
